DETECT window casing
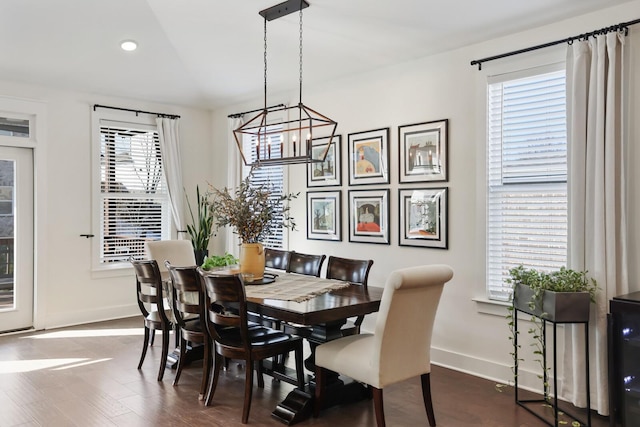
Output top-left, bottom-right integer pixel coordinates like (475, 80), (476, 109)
(241, 129), (287, 249)
(94, 116), (170, 268)
(487, 68), (568, 300)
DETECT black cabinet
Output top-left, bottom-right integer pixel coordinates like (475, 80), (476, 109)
(608, 292), (640, 426)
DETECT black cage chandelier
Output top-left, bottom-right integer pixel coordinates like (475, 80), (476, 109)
(233, 0), (338, 167)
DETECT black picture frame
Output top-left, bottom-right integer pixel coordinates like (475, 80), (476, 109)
(306, 190), (342, 241)
(348, 189), (390, 244)
(398, 187), (448, 249)
(347, 128), (390, 186)
(398, 119), (448, 183)
(307, 135), (341, 187)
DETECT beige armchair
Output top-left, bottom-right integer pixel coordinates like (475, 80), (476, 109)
(314, 264), (454, 427)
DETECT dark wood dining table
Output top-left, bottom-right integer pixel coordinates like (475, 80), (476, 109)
(245, 276), (384, 425)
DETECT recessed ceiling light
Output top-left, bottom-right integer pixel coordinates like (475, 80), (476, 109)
(120, 40), (138, 52)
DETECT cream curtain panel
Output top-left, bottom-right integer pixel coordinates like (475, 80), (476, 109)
(156, 117), (187, 238)
(563, 32), (629, 415)
(225, 117), (244, 255)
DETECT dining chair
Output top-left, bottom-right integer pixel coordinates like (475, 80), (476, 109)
(264, 247), (291, 271)
(146, 239), (197, 345)
(287, 251), (326, 277)
(165, 261), (211, 399)
(314, 264), (454, 427)
(199, 270), (306, 424)
(130, 258), (173, 381)
(325, 256), (374, 336)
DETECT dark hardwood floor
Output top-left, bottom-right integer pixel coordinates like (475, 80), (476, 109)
(0, 316), (608, 426)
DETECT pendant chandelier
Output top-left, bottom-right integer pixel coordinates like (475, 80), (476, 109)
(233, 0), (338, 167)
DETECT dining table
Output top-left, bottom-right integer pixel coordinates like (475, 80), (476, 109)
(244, 272), (384, 425)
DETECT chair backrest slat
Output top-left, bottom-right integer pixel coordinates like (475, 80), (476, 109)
(326, 256), (374, 288)
(287, 252), (326, 277)
(265, 248), (291, 271)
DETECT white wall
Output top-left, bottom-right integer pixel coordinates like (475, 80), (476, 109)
(212, 1), (640, 392)
(0, 81), (214, 329)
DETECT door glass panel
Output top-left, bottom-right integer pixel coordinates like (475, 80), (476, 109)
(0, 117), (30, 138)
(0, 160), (14, 310)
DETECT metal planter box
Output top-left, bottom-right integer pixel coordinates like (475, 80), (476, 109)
(513, 283), (591, 322)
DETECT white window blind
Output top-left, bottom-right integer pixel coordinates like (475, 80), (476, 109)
(487, 69), (567, 301)
(99, 120), (170, 264)
(242, 131), (287, 249)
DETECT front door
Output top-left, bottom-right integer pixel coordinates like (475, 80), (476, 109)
(0, 146), (34, 332)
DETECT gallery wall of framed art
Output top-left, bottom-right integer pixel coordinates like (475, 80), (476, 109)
(303, 119), (449, 249)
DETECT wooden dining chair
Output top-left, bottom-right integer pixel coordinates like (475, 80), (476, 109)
(165, 261), (210, 399)
(314, 264), (454, 427)
(326, 256), (374, 336)
(287, 251), (326, 277)
(130, 258), (172, 381)
(199, 270), (305, 424)
(265, 248), (291, 271)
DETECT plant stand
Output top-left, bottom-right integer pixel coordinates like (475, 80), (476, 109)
(514, 306), (591, 427)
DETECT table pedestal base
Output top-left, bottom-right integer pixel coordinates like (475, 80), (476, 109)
(271, 319), (371, 425)
(165, 343), (204, 369)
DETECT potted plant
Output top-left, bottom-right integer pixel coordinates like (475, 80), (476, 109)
(185, 185), (215, 265)
(507, 265), (598, 322)
(208, 174), (297, 280)
(201, 252), (239, 271)
(505, 265), (598, 397)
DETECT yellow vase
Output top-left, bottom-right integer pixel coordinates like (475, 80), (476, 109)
(239, 243), (265, 280)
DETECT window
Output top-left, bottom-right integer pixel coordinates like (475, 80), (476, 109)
(241, 130), (287, 249)
(0, 117), (29, 138)
(487, 68), (567, 301)
(96, 117), (170, 266)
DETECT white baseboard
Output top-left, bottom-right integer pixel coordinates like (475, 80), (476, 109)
(431, 346), (551, 395)
(42, 304), (139, 330)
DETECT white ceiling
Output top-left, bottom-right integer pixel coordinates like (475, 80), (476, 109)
(0, 0), (633, 110)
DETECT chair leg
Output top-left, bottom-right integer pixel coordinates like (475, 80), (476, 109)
(138, 325), (150, 369)
(421, 373), (436, 427)
(371, 386), (385, 427)
(157, 327), (169, 381)
(314, 366), (326, 418)
(257, 361), (265, 389)
(242, 357), (254, 424)
(205, 352), (222, 406)
(173, 334), (187, 386)
(200, 337), (211, 400)
(149, 328), (156, 346)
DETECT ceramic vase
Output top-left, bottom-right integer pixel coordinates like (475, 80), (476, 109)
(239, 242), (265, 280)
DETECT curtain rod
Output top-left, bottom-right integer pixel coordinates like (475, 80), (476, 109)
(93, 104), (180, 119)
(470, 17), (640, 70)
(228, 103), (286, 119)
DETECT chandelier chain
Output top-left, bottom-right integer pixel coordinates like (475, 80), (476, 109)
(264, 16), (268, 110)
(298, 4), (303, 105)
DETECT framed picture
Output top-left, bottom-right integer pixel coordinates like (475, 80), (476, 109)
(398, 119), (448, 183)
(307, 190), (342, 241)
(348, 128), (390, 186)
(348, 189), (390, 245)
(307, 135), (341, 187)
(398, 188), (448, 249)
